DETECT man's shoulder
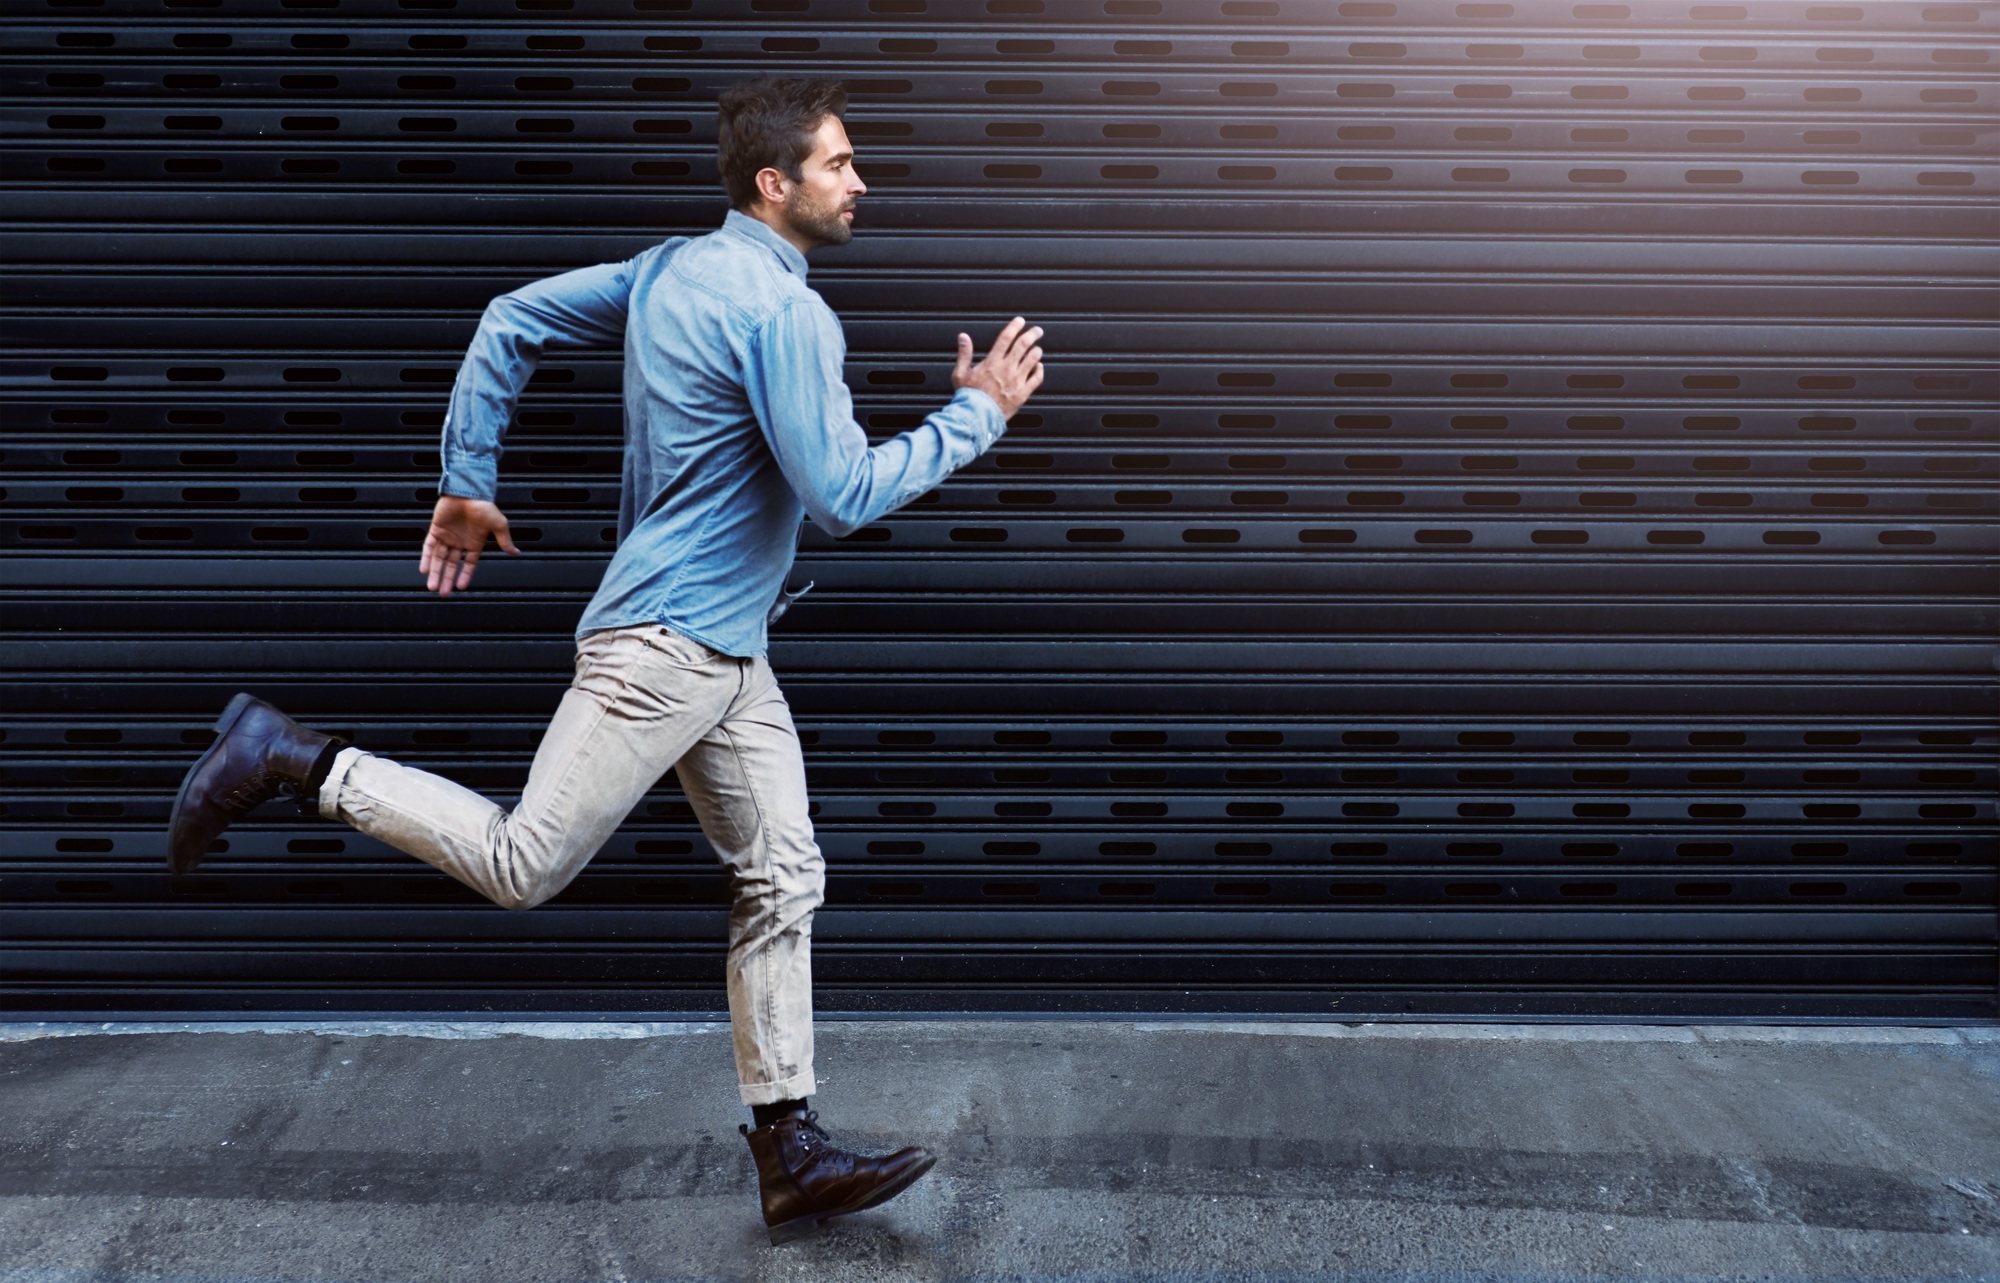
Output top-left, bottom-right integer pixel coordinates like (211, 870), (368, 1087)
(662, 226), (816, 324)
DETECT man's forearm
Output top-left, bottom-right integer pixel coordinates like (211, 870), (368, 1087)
(832, 386), (1009, 532)
(768, 383), (1008, 539)
(437, 258), (641, 502)
(438, 296), (542, 502)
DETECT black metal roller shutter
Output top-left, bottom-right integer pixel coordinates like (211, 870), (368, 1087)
(2, 0), (1993, 1020)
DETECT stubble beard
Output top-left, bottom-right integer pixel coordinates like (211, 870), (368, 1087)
(787, 188), (856, 247)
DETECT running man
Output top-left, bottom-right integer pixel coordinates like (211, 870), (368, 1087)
(167, 76), (1045, 1243)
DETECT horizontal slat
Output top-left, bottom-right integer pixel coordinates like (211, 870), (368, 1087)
(1, 636), (1991, 674)
(4, 905), (1992, 944)
(4, 189), (1993, 238)
(12, 316), (1999, 357)
(0, 554), (1986, 595)
(6, 232), (1993, 273)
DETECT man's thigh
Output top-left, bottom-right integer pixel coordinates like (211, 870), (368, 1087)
(510, 625), (745, 869)
(672, 661), (824, 897)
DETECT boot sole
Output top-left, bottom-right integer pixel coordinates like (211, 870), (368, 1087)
(165, 691), (258, 876)
(764, 1151), (937, 1245)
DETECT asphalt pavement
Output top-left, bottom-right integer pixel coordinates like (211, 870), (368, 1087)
(0, 1018), (1995, 1282)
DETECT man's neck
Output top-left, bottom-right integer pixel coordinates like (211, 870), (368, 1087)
(742, 204), (817, 257)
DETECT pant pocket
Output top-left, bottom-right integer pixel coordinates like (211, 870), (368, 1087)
(646, 624), (720, 667)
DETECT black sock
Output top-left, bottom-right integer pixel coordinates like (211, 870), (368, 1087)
(751, 1098), (809, 1129)
(301, 738), (344, 795)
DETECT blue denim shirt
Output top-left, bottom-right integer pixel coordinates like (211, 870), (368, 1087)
(438, 209), (1008, 655)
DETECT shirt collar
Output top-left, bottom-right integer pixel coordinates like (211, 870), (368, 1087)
(722, 208), (810, 281)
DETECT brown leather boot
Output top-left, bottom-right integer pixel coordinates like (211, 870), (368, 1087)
(167, 693), (348, 875)
(740, 1111), (936, 1244)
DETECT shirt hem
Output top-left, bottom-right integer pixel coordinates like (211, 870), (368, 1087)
(574, 614), (764, 659)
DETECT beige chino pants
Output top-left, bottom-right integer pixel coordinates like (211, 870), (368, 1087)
(316, 622), (824, 1105)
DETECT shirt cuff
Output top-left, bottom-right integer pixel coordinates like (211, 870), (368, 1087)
(954, 385), (1009, 448)
(438, 452), (499, 502)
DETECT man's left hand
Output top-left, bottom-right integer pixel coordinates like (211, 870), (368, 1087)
(419, 495), (521, 597)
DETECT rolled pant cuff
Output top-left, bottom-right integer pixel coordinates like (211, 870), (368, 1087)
(317, 745), (367, 820)
(739, 1067), (817, 1107)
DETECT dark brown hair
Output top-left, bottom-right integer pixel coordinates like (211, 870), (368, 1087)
(715, 77), (849, 209)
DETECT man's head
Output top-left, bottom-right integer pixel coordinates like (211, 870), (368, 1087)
(717, 77), (864, 251)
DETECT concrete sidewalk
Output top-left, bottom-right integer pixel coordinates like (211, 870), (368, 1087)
(0, 1020), (1994, 1283)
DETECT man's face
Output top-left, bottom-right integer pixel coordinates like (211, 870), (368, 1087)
(767, 116), (866, 248)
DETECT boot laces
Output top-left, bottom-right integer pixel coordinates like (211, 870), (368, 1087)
(794, 1109), (830, 1150)
(790, 1111), (854, 1175)
(219, 770), (288, 815)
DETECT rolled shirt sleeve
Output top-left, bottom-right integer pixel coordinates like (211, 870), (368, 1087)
(438, 258), (639, 501)
(743, 296), (1008, 538)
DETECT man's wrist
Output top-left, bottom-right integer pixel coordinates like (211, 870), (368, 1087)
(956, 383), (1007, 420)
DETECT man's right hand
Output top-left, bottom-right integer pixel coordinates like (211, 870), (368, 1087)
(953, 316), (1045, 419)
(419, 495), (521, 597)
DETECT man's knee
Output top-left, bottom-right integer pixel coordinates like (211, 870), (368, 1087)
(491, 880), (551, 912)
(786, 843), (826, 917)
(487, 827), (586, 911)
(729, 841), (824, 928)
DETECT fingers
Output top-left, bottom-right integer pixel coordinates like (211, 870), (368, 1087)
(418, 504), (521, 596)
(952, 332), (973, 386)
(961, 318), (1047, 414)
(455, 545), (480, 592)
(994, 323), (1042, 367)
(985, 316), (1027, 363)
(971, 318), (1044, 373)
(423, 529), (471, 597)
(1014, 361), (1045, 407)
(1006, 338), (1044, 408)
(422, 532), (445, 594)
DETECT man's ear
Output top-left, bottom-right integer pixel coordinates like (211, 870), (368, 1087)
(754, 166), (790, 207)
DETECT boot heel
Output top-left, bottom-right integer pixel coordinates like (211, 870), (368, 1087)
(765, 1213), (823, 1245)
